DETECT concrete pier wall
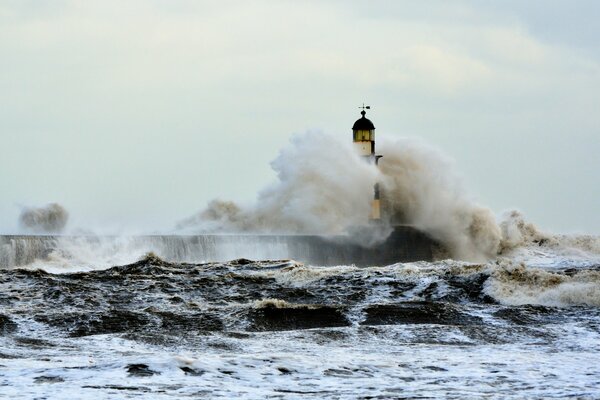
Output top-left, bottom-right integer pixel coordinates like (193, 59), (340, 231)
(0, 226), (443, 268)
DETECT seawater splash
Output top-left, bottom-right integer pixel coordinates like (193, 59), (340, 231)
(496, 210), (600, 267)
(377, 139), (501, 261)
(179, 133), (504, 261)
(485, 261), (600, 307)
(0, 235), (294, 272)
(18, 203), (68, 233)
(178, 132), (379, 235)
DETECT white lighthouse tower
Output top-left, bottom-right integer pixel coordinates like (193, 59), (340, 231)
(352, 105), (382, 220)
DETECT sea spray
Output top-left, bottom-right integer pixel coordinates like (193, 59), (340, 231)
(377, 138), (501, 261)
(496, 210), (600, 264)
(18, 203), (69, 233)
(179, 132), (503, 261)
(498, 210), (551, 252)
(178, 132), (379, 235)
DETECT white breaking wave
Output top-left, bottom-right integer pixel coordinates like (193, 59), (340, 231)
(485, 261), (600, 307)
(0, 235), (299, 273)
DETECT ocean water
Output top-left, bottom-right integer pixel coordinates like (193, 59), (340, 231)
(1, 236), (600, 399)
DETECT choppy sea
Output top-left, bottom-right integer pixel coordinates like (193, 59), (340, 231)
(1, 235), (600, 399)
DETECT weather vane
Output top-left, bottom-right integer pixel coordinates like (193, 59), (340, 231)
(359, 103), (371, 111)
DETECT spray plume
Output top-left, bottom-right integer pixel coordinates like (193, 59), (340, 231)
(179, 132), (508, 261)
(377, 139), (501, 261)
(178, 132), (379, 235)
(19, 203), (69, 233)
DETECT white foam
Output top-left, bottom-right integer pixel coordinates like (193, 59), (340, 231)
(485, 262), (600, 307)
(3, 326), (600, 398)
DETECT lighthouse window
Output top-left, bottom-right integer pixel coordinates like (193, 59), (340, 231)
(354, 130), (372, 141)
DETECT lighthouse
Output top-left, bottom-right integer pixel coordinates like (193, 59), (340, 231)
(352, 105), (382, 220)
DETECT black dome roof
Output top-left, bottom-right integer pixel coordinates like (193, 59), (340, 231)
(352, 110), (375, 130)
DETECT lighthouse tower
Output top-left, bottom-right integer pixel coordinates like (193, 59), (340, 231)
(352, 105), (383, 220)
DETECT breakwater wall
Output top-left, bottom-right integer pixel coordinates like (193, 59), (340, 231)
(0, 226), (443, 269)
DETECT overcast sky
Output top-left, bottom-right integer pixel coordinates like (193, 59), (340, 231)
(1, 0), (599, 234)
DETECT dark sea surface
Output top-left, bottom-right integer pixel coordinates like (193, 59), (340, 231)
(1, 237), (600, 399)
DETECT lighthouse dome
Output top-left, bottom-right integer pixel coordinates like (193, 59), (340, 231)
(352, 110), (375, 130)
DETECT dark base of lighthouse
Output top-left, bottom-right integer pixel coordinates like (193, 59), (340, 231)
(0, 226), (444, 268)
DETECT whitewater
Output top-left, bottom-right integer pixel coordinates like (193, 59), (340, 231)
(2, 133), (600, 398)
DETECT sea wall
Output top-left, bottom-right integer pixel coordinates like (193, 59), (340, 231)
(0, 226), (443, 269)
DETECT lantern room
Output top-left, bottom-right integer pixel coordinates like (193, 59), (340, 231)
(352, 109), (376, 157)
